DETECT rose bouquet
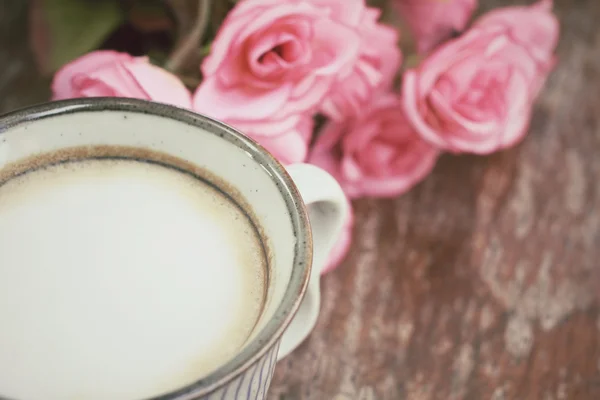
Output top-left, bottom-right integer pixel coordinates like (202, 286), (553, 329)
(32, 0), (559, 272)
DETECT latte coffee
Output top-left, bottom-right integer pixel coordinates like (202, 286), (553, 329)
(0, 147), (268, 400)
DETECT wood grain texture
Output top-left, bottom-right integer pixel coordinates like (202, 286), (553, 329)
(269, 1), (600, 399)
(1, 1), (599, 399)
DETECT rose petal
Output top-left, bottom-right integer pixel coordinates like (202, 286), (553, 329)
(193, 77), (293, 121)
(393, 0), (477, 54)
(124, 61), (192, 108)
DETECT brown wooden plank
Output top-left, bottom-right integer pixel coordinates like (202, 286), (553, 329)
(269, 1), (600, 398)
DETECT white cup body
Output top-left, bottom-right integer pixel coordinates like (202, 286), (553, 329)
(0, 98), (347, 400)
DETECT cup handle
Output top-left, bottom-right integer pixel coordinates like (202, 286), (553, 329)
(277, 164), (348, 360)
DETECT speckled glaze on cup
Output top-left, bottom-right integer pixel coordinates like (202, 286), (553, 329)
(0, 98), (347, 400)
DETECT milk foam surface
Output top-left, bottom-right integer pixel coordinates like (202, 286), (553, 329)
(0, 159), (266, 400)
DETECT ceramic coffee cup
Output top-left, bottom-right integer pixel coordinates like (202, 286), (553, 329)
(0, 98), (347, 400)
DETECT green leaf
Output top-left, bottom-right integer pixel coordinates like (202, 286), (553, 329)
(200, 43), (211, 57)
(41, 0), (125, 73)
(147, 50), (169, 66)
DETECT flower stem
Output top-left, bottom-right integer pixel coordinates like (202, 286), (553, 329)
(165, 0), (211, 74)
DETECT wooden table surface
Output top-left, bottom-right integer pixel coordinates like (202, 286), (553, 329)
(2, 1), (600, 399)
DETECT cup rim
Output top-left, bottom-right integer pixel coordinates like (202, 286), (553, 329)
(0, 98), (314, 400)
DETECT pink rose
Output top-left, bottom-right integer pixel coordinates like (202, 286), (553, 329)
(474, 0), (558, 89)
(322, 199), (353, 274)
(52, 51), (192, 108)
(319, 8), (402, 121)
(394, 0), (477, 54)
(229, 116), (314, 165)
(402, 0), (559, 154)
(309, 93), (439, 199)
(192, 0), (363, 128)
